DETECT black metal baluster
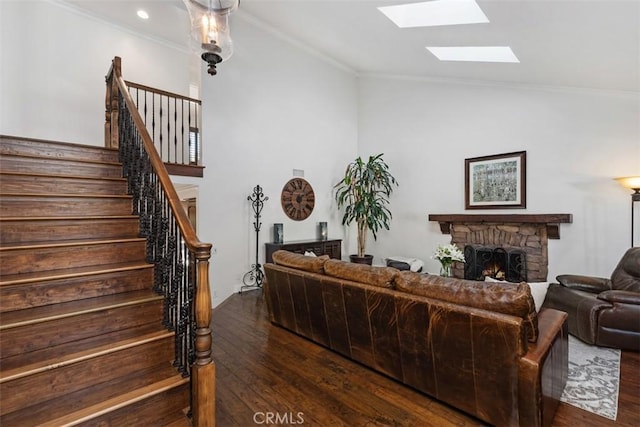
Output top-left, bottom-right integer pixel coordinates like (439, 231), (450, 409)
(185, 248), (194, 368)
(124, 82), (204, 168)
(175, 226), (182, 373)
(152, 94), (155, 151)
(188, 100), (192, 141)
(188, 101), (193, 165)
(117, 87), (199, 382)
(173, 97), (178, 164)
(159, 94), (164, 161)
(194, 102), (199, 165)
(144, 89), (148, 126)
(181, 99), (185, 165)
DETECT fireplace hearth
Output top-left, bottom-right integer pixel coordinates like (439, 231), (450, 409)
(464, 245), (527, 282)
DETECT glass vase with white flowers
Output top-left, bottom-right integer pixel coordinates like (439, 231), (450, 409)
(432, 243), (465, 277)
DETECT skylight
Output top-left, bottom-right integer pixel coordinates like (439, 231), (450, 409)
(426, 46), (520, 63)
(378, 0), (489, 28)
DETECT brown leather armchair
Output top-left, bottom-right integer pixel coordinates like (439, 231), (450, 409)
(544, 247), (640, 351)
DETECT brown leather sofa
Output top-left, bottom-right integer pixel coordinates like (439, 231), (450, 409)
(544, 247), (640, 351)
(264, 250), (568, 427)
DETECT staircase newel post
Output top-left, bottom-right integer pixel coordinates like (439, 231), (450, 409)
(192, 250), (215, 427)
(104, 72), (111, 148)
(105, 56), (121, 149)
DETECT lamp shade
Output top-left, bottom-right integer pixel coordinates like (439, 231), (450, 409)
(184, 0), (238, 62)
(615, 176), (640, 190)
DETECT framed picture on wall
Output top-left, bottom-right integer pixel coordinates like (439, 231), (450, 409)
(465, 151), (526, 209)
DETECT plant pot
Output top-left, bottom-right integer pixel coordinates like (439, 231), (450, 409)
(349, 254), (374, 265)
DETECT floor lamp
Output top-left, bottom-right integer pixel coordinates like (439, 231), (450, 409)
(615, 176), (640, 247)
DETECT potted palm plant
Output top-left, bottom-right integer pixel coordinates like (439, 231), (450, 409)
(334, 153), (398, 264)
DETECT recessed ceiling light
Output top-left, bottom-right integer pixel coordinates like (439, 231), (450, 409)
(426, 46), (520, 63)
(137, 9), (149, 20)
(378, 0), (489, 28)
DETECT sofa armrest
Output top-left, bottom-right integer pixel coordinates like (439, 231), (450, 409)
(556, 274), (611, 293)
(519, 308), (568, 427)
(598, 290), (640, 305)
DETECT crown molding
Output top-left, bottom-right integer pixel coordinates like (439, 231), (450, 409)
(358, 71), (639, 98)
(49, 0), (191, 55)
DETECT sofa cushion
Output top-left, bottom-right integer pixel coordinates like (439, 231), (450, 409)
(324, 259), (397, 288)
(485, 276), (550, 313)
(395, 272), (538, 342)
(272, 250), (329, 274)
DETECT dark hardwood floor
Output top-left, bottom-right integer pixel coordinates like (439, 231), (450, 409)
(212, 291), (640, 426)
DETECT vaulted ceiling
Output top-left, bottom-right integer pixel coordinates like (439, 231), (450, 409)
(64, 0), (639, 92)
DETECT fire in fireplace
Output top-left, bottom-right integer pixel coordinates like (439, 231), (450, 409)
(464, 245), (527, 282)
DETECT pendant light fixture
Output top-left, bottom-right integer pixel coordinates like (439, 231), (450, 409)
(184, 0), (239, 76)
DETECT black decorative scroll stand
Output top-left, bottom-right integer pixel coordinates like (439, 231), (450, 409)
(241, 185), (268, 293)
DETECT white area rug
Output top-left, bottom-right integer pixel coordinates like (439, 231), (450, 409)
(561, 335), (621, 420)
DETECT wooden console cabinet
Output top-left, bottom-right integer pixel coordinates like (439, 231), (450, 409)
(265, 239), (342, 264)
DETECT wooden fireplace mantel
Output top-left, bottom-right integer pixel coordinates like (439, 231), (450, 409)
(428, 214), (573, 239)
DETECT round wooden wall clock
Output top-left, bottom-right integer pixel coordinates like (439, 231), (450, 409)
(281, 177), (315, 221)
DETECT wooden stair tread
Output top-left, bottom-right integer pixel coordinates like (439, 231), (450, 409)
(0, 151), (122, 167)
(0, 289), (161, 330)
(0, 322), (165, 372)
(0, 192), (131, 199)
(0, 261), (153, 286)
(37, 375), (190, 427)
(0, 362), (184, 426)
(1, 221), (143, 245)
(0, 195), (134, 218)
(0, 330), (174, 382)
(0, 135), (118, 154)
(0, 171), (126, 182)
(0, 215), (138, 221)
(0, 236), (146, 250)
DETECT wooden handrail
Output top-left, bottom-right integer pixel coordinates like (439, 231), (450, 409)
(113, 64), (206, 252)
(105, 56), (215, 426)
(125, 80), (202, 104)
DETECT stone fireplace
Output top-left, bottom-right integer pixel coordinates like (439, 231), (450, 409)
(428, 214), (572, 282)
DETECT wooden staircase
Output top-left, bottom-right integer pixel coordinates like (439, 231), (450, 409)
(0, 135), (191, 426)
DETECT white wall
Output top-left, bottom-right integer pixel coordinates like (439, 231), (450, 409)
(358, 75), (640, 279)
(190, 14), (358, 306)
(0, 0), (191, 145)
